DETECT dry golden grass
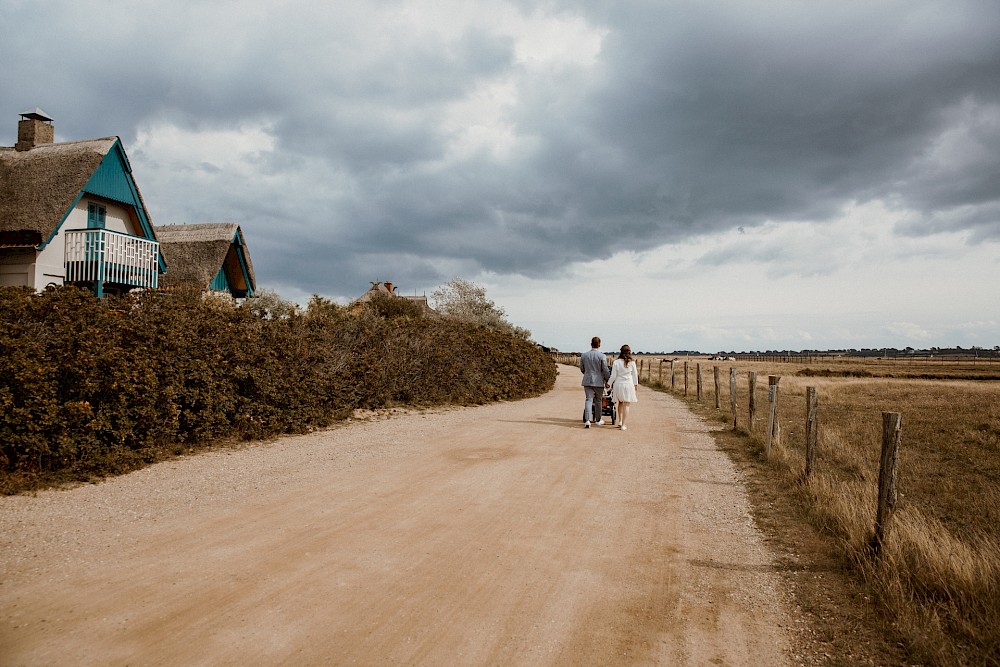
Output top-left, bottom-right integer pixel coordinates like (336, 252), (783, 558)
(637, 356), (1000, 666)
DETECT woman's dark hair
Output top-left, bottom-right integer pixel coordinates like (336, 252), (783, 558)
(619, 344), (633, 366)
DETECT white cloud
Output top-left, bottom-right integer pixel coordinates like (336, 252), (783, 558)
(884, 322), (934, 342)
(511, 12), (606, 68)
(131, 121), (276, 171)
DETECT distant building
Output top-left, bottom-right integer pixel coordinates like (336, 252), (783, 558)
(353, 280), (397, 304)
(352, 281), (433, 314)
(0, 109), (164, 296)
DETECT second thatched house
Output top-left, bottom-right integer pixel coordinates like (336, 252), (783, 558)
(154, 222), (256, 298)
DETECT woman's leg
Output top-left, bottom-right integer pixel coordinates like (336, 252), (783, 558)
(619, 402), (630, 427)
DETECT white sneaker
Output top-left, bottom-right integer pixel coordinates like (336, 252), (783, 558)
(620, 424), (627, 431)
(584, 421), (591, 429)
(596, 420), (605, 426)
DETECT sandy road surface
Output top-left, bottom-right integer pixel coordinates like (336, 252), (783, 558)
(1, 366), (793, 666)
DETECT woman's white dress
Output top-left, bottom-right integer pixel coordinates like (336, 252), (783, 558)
(608, 359), (639, 403)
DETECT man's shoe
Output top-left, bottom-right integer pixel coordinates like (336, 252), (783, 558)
(584, 421), (591, 429)
(596, 420), (605, 426)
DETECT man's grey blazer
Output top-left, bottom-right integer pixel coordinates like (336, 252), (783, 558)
(580, 348), (610, 387)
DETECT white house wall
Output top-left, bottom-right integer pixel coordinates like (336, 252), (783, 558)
(32, 242), (67, 288)
(16, 199), (142, 290)
(64, 199), (137, 236)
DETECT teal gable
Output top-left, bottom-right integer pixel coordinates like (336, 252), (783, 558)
(209, 228), (255, 297)
(47, 139), (167, 274)
(228, 227), (254, 297)
(210, 266), (234, 293)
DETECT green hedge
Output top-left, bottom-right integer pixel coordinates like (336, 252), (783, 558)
(0, 286), (555, 492)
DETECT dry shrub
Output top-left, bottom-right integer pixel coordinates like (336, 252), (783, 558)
(0, 285), (555, 493)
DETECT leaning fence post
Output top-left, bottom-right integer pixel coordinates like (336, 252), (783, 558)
(713, 366), (721, 409)
(766, 375), (781, 458)
(683, 361), (689, 396)
(696, 363), (703, 401)
(748, 371), (757, 429)
(729, 367), (738, 430)
(871, 412), (901, 557)
(805, 387), (818, 477)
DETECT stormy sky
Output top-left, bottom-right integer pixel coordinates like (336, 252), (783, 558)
(3, 0), (999, 352)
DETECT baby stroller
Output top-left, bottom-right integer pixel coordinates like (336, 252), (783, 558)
(584, 387), (617, 425)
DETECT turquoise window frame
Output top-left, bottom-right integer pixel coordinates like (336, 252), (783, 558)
(87, 202), (106, 229)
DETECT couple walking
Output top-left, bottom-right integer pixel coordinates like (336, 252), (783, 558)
(580, 336), (639, 430)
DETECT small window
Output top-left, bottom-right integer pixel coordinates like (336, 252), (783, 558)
(87, 203), (106, 229)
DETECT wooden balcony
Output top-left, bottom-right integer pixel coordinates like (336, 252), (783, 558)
(64, 229), (159, 293)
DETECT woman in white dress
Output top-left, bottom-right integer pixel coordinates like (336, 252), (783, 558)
(607, 344), (639, 430)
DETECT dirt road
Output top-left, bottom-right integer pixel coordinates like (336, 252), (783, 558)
(1, 366), (793, 666)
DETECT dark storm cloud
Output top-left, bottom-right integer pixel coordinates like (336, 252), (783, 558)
(577, 1), (1000, 227)
(2, 0), (999, 298)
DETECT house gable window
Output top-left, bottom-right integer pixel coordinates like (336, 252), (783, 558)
(87, 202), (106, 229)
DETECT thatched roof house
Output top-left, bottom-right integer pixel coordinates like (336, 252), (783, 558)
(154, 223), (256, 298)
(0, 109), (164, 295)
(354, 280), (397, 304)
(351, 281), (433, 314)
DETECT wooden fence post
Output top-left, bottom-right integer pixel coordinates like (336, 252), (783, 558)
(713, 366), (721, 409)
(805, 387), (818, 477)
(696, 363), (703, 401)
(729, 367), (737, 430)
(766, 375), (781, 458)
(871, 412), (902, 557)
(683, 361), (689, 396)
(659, 360), (663, 384)
(748, 371), (757, 429)
(670, 360), (676, 391)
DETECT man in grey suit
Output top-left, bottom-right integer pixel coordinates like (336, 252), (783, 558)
(580, 336), (611, 428)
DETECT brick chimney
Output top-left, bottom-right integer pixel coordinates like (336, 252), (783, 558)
(384, 281), (394, 294)
(16, 108), (54, 151)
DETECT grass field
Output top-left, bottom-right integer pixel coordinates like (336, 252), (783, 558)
(560, 353), (1000, 665)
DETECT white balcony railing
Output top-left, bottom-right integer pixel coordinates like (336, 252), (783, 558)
(64, 229), (159, 290)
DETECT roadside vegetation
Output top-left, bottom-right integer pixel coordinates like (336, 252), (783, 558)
(623, 355), (1000, 666)
(0, 285), (555, 495)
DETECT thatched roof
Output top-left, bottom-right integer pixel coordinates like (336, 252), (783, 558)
(154, 222), (256, 294)
(351, 282), (436, 315)
(0, 138), (117, 244)
(354, 281), (395, 304)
